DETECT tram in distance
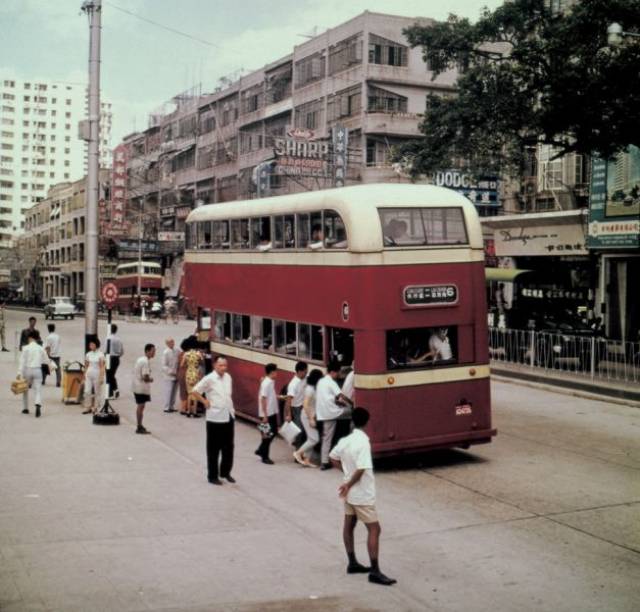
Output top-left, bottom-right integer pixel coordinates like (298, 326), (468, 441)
(183, 183), (496, 456)
(113, 261), (163, 313)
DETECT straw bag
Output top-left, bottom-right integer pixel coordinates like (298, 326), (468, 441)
(11, 377), (28, 395)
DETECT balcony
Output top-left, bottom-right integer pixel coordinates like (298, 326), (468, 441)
(362, 111), (422, 137)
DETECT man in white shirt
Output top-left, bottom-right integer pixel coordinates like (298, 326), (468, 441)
(255, 362), (279, 465)
(330, 407), (396, 587)
(410, 328), (453, 364)
(161, 338), (180, 413)
(132, 343), (156, 434)
(316, 361), (353, 470)
(43, 324), (61, 387)
(106, 324), (124, 399)
(18, 330), (50, 418)
(190, 355), (236, 485)
(341, 365), (355, 405)
(0, 300), (9, 352)
(284, 360), (308, 448)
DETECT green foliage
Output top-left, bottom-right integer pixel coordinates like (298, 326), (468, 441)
(394, 0), (640, 178)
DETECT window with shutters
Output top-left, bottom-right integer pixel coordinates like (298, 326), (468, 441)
(327, 85), (361, 122)
(367, 85), (408, 113)
(368, 34), (408, 67)
(294, 98), (324, 130)
(295, 52), (326, 87)
(328, 34), (363, 75)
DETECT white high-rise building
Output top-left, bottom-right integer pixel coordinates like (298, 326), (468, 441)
(0, 76), (112, 247)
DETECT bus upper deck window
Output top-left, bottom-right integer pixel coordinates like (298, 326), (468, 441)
(198, 221), (212, 249)
(378, 207), (468, 246)
(252, 217), (272, 250)
(212, 220), (230, 249)
(231, 219), (249, 249)
(324, 210), (347, 249)
(274, 215), (295, 249)
(296, 213), (310, 248)
(309, 211), (323, 249)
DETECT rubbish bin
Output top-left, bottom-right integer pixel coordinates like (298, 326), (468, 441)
(62, 361), (84, 404)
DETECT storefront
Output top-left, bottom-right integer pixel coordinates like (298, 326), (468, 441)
(481, 210), (595, 330)
(588, 150), (640, 342)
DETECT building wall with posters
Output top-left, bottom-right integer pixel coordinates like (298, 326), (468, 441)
(588, 147), (640, 342)
(112, 11), (464, 265)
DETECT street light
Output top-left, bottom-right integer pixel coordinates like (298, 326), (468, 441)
(607, 22), (640, 47)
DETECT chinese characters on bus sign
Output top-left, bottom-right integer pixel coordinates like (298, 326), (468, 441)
(403, 285), (458, 307)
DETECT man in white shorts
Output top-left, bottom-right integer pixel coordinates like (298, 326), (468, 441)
(330, 407), (396, 586)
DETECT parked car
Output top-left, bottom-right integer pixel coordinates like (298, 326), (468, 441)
(44, 296), (77, 320)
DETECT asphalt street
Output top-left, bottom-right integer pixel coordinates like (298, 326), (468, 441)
(0, 309), (638, 612)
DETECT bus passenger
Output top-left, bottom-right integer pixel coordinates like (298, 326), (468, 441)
(284, 361), (308, 448)
(257, 235), (272, 252)
(409, 328), (453, 364)
(309, 224), (324, 250)
(293, 368), (323, 467)
(316, 361), (353, 470)
(255, 363), (280, 464)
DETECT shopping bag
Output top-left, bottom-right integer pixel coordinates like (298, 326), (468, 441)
(280, 420), (302, 445)
(11, 377), (28, 395)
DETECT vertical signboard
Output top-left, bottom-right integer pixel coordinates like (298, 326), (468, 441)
(109, 143), (129, 236)
(588, 147), (640, 249)
(332, 125), (348, 188)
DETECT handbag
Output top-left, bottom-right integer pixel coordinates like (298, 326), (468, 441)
(279, 420), (302, 445)
(11, 377), (29, 395)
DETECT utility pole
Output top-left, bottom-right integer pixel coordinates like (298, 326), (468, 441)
(81, 0), (101, 350)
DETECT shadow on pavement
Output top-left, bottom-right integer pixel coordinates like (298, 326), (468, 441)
(374, 448), (487, 472)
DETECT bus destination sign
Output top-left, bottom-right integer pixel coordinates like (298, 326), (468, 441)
(403, 284), (458, 307)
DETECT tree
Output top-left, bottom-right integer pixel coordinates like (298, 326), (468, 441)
(393, 0), (640, 178)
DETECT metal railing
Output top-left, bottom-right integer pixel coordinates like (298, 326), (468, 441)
(488, 327), (640, 385)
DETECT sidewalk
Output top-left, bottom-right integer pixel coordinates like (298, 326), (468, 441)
(491, 361), (640, 405)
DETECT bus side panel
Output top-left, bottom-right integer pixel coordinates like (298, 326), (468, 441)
(358, 378), (492, 455)
(222, 355), (293, 421)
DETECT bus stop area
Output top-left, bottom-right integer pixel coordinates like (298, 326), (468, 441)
(0, 312), (638, 612)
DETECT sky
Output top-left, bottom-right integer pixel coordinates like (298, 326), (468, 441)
(0, 0), (503, 145)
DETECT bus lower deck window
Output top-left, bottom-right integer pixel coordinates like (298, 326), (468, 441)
(387, 326), (458, 369)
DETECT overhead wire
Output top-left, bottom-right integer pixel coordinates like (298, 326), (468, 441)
(104, 2), (220, 48)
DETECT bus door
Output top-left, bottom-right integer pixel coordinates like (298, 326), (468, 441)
(327, 327), (354, 439)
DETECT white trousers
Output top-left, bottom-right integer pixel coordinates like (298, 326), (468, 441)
(319, 419), (337, 465)
(298, 411), (320, 456)
(84, 368), (102, 408)
(22, 367), (43, 411)
(163, 378), (178, 411)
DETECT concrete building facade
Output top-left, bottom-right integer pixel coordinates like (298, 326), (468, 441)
(0, 76), (112, 246)
(112, 11), (461, 261)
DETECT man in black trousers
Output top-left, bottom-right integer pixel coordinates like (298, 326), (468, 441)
(190, 355), (236, 485)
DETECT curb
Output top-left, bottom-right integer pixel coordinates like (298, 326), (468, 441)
(491, 366), (640, 407)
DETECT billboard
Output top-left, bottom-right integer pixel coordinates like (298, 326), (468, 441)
(588, 147), (640, 249)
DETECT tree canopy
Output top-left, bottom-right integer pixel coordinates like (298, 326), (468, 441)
(394, 0), (640, 178)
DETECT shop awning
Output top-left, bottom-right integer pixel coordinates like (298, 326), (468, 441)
(485, 268), (533, 283)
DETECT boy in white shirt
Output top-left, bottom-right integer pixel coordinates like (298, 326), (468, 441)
(18, 330), (50, 418)
(330, 407), (396, 586)
(255, 362), (279, 464)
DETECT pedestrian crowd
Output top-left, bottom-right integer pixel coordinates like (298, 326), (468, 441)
(9, 312), (396, 586)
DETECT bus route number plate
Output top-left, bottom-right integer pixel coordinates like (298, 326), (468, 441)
(403, 284), (458, 308)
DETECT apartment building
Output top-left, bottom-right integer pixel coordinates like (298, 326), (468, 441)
(17, 170), (110, 302)
(0, 76), (112, 247)
(113, 11), (461, 258)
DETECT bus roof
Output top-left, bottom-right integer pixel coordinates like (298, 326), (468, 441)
(186, 183), (483, 251)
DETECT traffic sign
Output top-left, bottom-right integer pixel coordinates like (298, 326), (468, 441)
(100, 282), (119, 308)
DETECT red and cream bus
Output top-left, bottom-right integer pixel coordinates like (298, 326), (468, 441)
(114, 261), (163, 313)
(183, 184), (495, 456)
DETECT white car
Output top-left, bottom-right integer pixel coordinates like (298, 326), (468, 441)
(44, 296), (77, 320)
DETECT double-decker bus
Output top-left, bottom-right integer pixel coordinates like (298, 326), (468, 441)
(183, 184), (495, 456)
(114, 261), (163, 313)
